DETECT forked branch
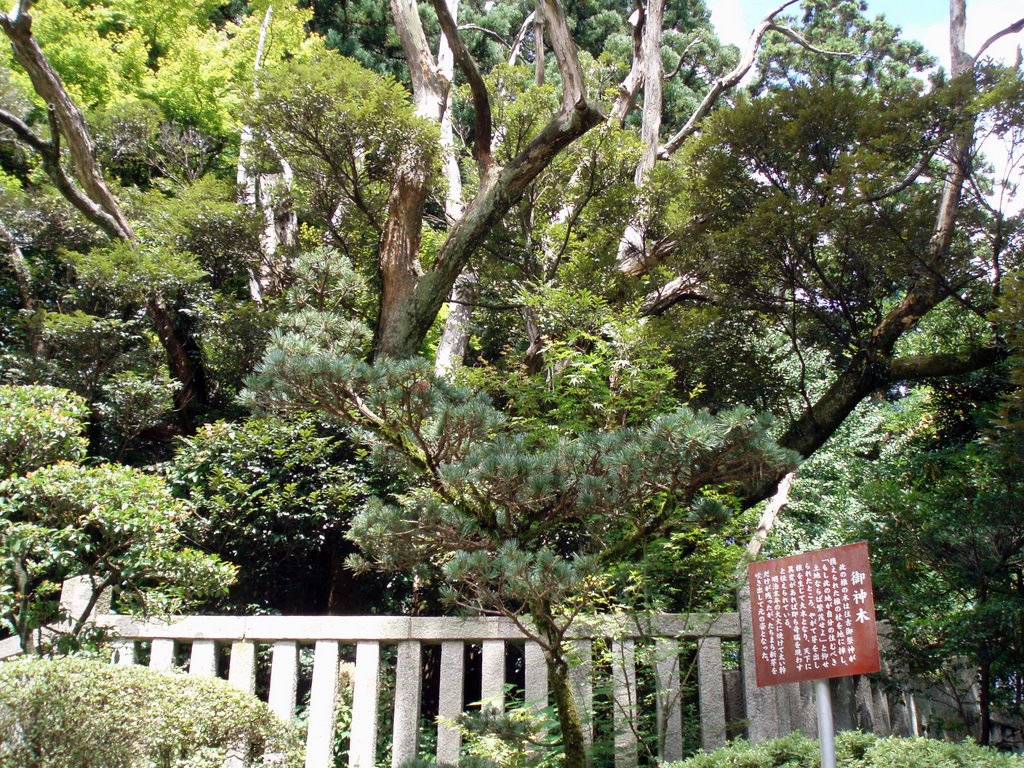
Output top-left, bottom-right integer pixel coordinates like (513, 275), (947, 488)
(659, 0), (799, 158)
(432, 0), (494, 172)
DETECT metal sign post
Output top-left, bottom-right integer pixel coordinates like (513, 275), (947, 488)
(814, 678), (836, 768)
(747, 542), (881, 761)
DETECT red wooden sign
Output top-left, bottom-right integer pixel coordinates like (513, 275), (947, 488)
(748, 541), (880, 687)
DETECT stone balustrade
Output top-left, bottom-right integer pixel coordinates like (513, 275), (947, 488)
(93, 611), (740, 768)
(0, 578), (917, 767)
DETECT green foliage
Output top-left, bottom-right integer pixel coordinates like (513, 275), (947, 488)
(245, 250), (797, 626)
(0, 655), (303, 768)
(95, 371), (178, 459)
(752, 0), (935, 96)
(0, 385), (88, 478)
(462, 288), (679, 436)
(859, 437), (1024, 713)
(248, 48), (440, 266)
(0, 462), (235, 646)
(667, 731), (1024, 768)
(69, 241), (206, 303)
(167, 415), (366, 611)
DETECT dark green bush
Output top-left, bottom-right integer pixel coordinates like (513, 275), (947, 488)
(665, 731), (1024, 768)
(0, 656), (303, 768)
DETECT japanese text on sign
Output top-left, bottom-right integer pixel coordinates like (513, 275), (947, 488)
(747, 542), (880, 687)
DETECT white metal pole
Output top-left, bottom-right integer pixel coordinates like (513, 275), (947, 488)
(815, 678), (836, 768)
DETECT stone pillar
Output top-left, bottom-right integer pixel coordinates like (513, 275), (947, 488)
(228, 641), (257, 695)
(349, 641), (381, 768)
(189, 639), (217, 677)
(655, 638), (683, 762)
(525, 641), (549, 747)
(149, 638), (175, 671)
(437, 641), (464, 765)
(481, 640), (505, 712)
(570, 640), (594, 754)
(269, 641), (300, 721)
(306, 640), (340, 768)
(738, 585), (779, 742)
(697, 636), (726, 750)
(112, 640), (135, 665)
(392, 641), (423, 768)
(611, 639), (637, 768)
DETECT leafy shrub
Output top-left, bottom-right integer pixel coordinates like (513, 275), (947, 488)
(168, 415), (365, 612)
(0, 385), (88, 478)
(0, 656), (303, 768)
(1, 463), (235, 648)
(665, 731), (1024, 768)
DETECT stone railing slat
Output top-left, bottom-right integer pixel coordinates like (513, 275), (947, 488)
(190, 639), (217, 677)
(349, 641), (381, 768)
(655, 637), (683, 762)
(612, 639), (637, 768)
(698, 636), (726, 751)
(112, 639), (135, 666)
(392, 640), (423, 768)
(228, 640), (256, 694)
(306, 640), (340, 768)
(149, 637), (175, 670)
(268, 641), (299, 721)
(481, 639), (505, 712)
(436, 640), (465, 764)
(570, 640), (593, 751)
(696, 638), (729, 753)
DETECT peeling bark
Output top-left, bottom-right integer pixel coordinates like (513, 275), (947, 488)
(376, 0), (603, 360)
(0, 4), (207, 428)
(0, 5), (133, 240)
(238, 7), (297, 302)
(435, 268), (479, 378)
(616, 0), (664, 275)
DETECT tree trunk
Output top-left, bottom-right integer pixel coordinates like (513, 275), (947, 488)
(435, 268), (478, 377)
(0, 7), (133, 240)
(533, 611), (589, 768)
(0, 4), (209, 429)
(377, 0), (603, 361)
(616, 0), (664, 275)
(238, 7), (298, 302)
(742, 0), (978, 504)
(147, 295), (206, 431)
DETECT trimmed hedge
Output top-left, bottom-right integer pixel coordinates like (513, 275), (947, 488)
(666, 731), (1024, 768)
(0, 656), (303, 768)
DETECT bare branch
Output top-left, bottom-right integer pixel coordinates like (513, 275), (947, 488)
(390, 0), (448, 119)
(432, 0), (494, 172)
(507, 9), (535, 65)
(659, 0), (799, 158)
(0, 8), (133, 239)
(540, 0), (589, 112)
(0, 107), (127, 239)
(975, 16), (1024, 61)
(609, 0), (644, 125)
(765, 23), (855, 58)
(639, 272), (708, 316)
(457, 23), (509, 47)
(735, 472), (796, 578)
(856, 144), (938, 203)
(664, 35), (702, 81)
